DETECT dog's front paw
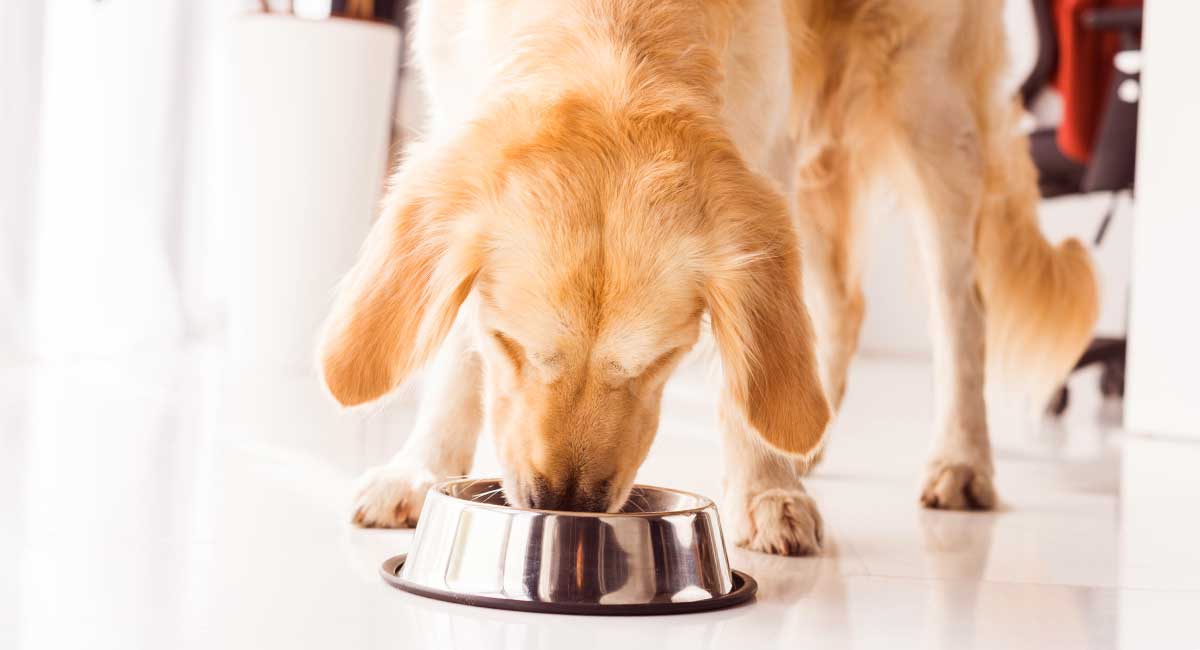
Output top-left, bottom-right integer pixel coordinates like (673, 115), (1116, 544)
(920, 459), (996, 511)
(351, 464), (439, 528)
(726, 488), (824, 556)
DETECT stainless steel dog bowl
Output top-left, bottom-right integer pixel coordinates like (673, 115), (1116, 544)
(380, 478), (756, 615)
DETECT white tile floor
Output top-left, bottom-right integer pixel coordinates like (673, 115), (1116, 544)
(3, 350), (1199, 650)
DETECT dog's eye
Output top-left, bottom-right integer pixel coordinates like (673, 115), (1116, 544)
(491, 330), (526, 372)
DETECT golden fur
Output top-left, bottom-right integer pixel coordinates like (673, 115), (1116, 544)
(782, 0), (1097, 410)
(320, 0), (1097, 553)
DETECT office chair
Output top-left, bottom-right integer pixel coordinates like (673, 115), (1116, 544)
(1021, 1), (1143, 415)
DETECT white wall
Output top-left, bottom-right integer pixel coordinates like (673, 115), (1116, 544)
(1126, 1), (1200, 439)
(0, 1), (44, 362)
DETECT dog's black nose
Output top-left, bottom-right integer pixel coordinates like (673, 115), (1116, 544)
(528, 473), (611, 512)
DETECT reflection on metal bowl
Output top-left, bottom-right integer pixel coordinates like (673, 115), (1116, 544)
(380, 478), (756, 615)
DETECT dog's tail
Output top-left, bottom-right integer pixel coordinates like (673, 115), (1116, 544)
(974, 126), (1099, 409)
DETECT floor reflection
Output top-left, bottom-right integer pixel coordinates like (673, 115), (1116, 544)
(16, 360), (199, 649)
(4, 353), (1199, 649)
(917, 509), (998, 649)
(0, 368), (31, 650)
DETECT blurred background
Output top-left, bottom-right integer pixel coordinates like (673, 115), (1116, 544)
(1, 0), (412, 367)
(0, 0), (1179, 389)
(1, 2), (1199, 648)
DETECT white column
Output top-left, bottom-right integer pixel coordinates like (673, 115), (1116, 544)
(1126, 1), (1200, 439)
(224, 14), (401, 372)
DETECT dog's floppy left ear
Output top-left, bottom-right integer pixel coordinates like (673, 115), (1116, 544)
(318, 144), (482, 407)
(704, 177), (831, 459)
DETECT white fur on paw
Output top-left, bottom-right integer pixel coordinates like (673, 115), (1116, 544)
(729, 488), (824, 556)
(351, 464), (438, 528)
(794, 446), (826, 477)
(920, 460), (996, 511)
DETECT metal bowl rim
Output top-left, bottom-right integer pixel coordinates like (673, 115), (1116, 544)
(430, 478), (718, 518)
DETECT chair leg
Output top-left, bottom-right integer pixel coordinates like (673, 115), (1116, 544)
(1048, 337), (1127, 415)
(1047, 385), (1070, 416)
(1100, 356), (1125, 398)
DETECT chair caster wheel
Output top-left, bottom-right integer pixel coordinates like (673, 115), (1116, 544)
(1048, 385), (1070, 416)
(1100, 359), (1125, 398)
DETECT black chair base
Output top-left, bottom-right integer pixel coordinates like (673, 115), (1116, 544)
(1048, 337), (1126, 416)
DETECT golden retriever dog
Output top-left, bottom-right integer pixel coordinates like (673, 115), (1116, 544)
(319, 0), (1097, 555)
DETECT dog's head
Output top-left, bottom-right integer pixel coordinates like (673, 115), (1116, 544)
(319, 98), (829, 512)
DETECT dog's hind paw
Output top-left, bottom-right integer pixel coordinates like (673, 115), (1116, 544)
(727, 488), (823, 556)
(920, 460), (996, 511)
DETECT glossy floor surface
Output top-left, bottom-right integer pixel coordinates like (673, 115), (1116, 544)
(3, 351), (1198, 649)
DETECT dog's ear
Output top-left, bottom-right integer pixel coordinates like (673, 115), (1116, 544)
(704, 174), (831, 458)
(318, 144), (483, 407)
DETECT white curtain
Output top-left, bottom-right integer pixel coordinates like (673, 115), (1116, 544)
(0, 1), (45, 361)
(2, 0), (247, 364)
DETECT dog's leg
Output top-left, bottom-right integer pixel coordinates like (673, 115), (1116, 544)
(790, 148), (867, 476)
(720, 395), (824, 556)
(352, 314), (483, 527)
(897, 104), (997, 511)
(794, 148), (867, 415)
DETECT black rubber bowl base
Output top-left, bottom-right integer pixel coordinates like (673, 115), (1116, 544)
(380, 555), (757, 616)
